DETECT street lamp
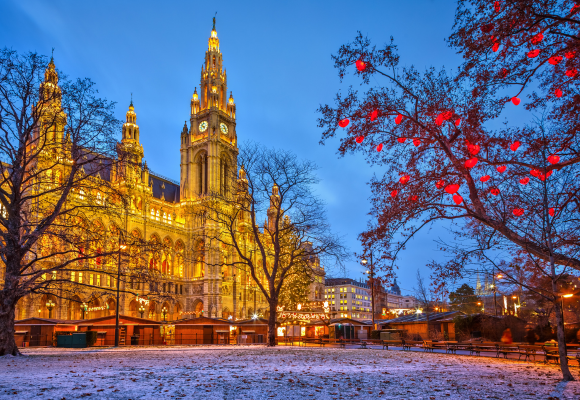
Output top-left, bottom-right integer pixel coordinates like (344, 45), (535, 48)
(560, 294), (574, 355)
(162, 307), (168, 322)
(114, 240), (127, 347)
(81, 302), (88, 319)
(46, 299), (55, 319)
(139, 305), (145, 319)
(361, 254), (376, 329)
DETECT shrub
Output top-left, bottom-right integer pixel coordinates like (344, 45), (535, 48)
(370, 330), (381, 339)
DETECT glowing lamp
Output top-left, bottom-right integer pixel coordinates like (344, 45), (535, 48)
(547, 154), (560, 164)
(356, 60), (366, 72)
(355, 136), (364, 144)
(527, 49), (540, 58)
(480, 175), (490, 182)
(490, 188), (500, 196)
(511, 97), (520, 106)
(510, 141), (520, 151)
(453, 194), (463, 205)
(413, 138), (421, 147)
(549, 208), (555, 216)
(444, 184), (459, 194)
(563, 294), (574, 298)
(549, 56), (563, 65)
(338, 118), (350, 128)
(496, 165), (507, 173)
(395, 114), (403, 124)
(376, 143), (383, 152)
(519, 177), (529, 185)
(464, 157), (478, 168)
(512, 208), (524, 217)
(496, 274), (503, 279)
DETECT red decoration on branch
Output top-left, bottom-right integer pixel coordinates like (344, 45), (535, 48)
(497, 165), (507, 173)
(549, 56), (563, 65)
(455, 118), (461, 127)
(397, 137), (406, 143)
(566, 51), (576, 59)
(465, 157), (478, 168)
(413, 138), (421, 147)
(494, 1), (501, 13)
(356, 136), (365, 144)
(435, 114), (444, 126)
(370, 109), (378, 121)
(409, 195), (418, 202)
(492, 42), (500, 52)
(530, 33), (543, 45)
(338, 118), (350, 128)
(566, 69), (578, 77)
(445, 184), (460, 194)
(490, 188), (500, 196)
(453, 195), (463, 205)
(549, 208), (555, 216)
(527, 49), (540, 58)
(468, 144), (480, 155)
(499, 68), (509, 78)
(512, 208), (524, 217)
(356, 60), (366, 72)
(391, 190), (398, 198)
(530, 169), (540, 177)
(555, 88), (563, 98)
(511, 97), (520, 105)
(547, 154), (560, 164)
(519, 177), (530, 185)
(436, 180), (445, 189)
(399, 175), (410, 184)
(480, 175), (490, 182)
(376, 143), (383, 152)
(510, 141), (521, 151)
(395, 114), (403, 124)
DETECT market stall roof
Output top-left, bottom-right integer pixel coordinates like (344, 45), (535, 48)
(75, 314), (162, 326)
(306, 317), (371, 326)
(15, 317), (79, 325)
(376, 311), (462, 325)
(173, 316), (232, 325)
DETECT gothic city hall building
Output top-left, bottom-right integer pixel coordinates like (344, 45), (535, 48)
(12, 21), (324, 323)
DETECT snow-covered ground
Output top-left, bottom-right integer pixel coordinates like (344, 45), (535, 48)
(1, 345), (580, 399)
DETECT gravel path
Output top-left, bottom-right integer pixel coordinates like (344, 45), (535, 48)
(1, 346), (579, 399)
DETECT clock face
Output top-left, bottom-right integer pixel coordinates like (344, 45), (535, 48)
(199, 121), (208, 132)
(220, 123), (228, 135)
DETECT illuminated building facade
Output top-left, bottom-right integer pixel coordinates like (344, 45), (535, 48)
(13, 19), (323, 322)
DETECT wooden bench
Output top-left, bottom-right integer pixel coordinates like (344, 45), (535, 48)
(423, 340), (437, 352)
(517, 345), (543, 361)
(403, 340), (423, 351)
(359, 341), (368, 349)
(496, 344), (520, 359)
(382, 340), (403, 350)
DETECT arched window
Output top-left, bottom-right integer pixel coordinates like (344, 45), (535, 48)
(150, 208), (155, 219)
(155, 210), (160, 221)
(163, 212), (167, 224)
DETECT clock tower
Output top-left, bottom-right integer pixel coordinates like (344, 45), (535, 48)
(180, 18), (238, 317)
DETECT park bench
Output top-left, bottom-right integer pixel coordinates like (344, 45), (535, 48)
(496, 344), (520, 359)
(517, 345), (543, 362)
(423, 340), (437, 352)
(359, 341), (368, 349)
(403, 340), (423, 351)
(541, 345), (580, 366)
(382, 340), (403, 350)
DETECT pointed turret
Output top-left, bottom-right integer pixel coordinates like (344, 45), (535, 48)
(122, 98), (139, 142)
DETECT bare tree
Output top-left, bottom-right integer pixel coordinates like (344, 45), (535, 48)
(197, 143), (346, 346)
(0, 49), (165, 356)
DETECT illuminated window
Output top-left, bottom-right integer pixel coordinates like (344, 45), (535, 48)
(168, 213), (172, 225)
(150, 208), (155, 219)
(163, 212), (167, 223)
(78, 272), (83, 284)
(156, 210), (160, 221)
(96, 192), (103, 204)
(96, 274), (101, 286)
(89, 274), (94, 285)
(79, 190), (85, 200)
(71, 271), (76, 282)
(107, 275), (111, 287)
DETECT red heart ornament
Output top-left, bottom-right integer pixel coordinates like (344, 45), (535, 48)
(512, 208), (524, 217)
(435, 114), (444, 126)
(494, 1), (501, 13)
(519, 177), (530, 185)
(468, 144), (480, 155)
(497, 165), (507, 173)
(566, 69), (578, 77)
(549, 56), (563, 65)
(338, 118), (350, 128)
(490, 188), (500, 196)
(453, 195), (463, 205)
(480, 175), (490, 182)
(370, 109), (378, 121)
(390, 190), (398, 198)
(445, 184), (460, 194)
(464, 157), (478, 168)
(527, 49), (540, 58)
(413, 138), (421, 147)
(555, 88), (563, 98)
(376, 143), (383, 152)
(510, 141), (521, 151)
(530, 169), (540, 177)
(511, 97), (520, 105)
(492, 42), (500, 52)
(356, 60), (366, 72)
(547, 154), (560, 164)
(409, 195), (418, 202)
(549, 208), (555, 216)
(530, 33), (543, 45)
(395, 114), (403, 124)
(455, 118), (461, 127)
(566, 51), (576, 59)
(397, 137), (406, 143)
(355, 136), (364, 144)
(499, 68), (509, 78)
(399, 175), (410, 184)
(436, 180), (445, 189)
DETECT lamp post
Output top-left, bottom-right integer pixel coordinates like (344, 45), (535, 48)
(139, 305), (145, 319)
(81, 302), (88, 319)
(46, 299), (55, 319)
(361, 253), (376, 329)
(162, 306), (168, 322)
(114, 239), (127, 347)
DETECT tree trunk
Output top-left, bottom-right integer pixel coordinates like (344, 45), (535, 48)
(267, 300), (277, 347)
(554, 299), (574, 381)
(0, 294), (20, 356)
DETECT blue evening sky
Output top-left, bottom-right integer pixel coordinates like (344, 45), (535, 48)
(1, 0), (510, 296)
